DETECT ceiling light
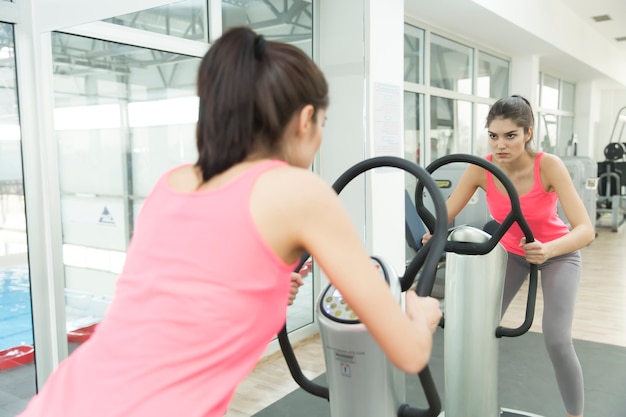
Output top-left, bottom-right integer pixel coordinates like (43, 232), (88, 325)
(592, 14), (611, 22)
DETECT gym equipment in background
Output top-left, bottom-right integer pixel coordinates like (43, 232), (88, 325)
(420, 163), (491, 230)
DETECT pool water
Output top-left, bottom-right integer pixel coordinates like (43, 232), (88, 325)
(0, 266), (33, 351)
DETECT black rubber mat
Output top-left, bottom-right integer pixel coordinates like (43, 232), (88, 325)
(253, 330), (626, 416)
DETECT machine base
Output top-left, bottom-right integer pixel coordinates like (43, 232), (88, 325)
(438, 409), (544, 417)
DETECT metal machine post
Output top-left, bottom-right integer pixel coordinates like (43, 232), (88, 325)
(443, 226), (507, 417)
(317, 257), (405, 417)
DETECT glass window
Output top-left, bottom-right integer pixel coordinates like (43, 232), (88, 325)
(222, 0), (314, 57)
(404, 24), (424, 84)
(539, 113), (557, 153)
(51, 32), (202, 352)
(50, 29), (314, 342)
(0, 22), (36, 413)
(430, 96), (472, 162)
(561, 81), (575, 112)
(430, 34), (473, 94)
(477, 51), (509, 99)
(538, 74), (576, 156)
(103, 0), (207, 41)
(540, 74), (560, 109)
(557, 115), (575, 156)
(404, 91), (423, 165)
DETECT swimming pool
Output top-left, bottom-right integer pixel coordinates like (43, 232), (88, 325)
(0, 265), (33, 351)
(0, 266), (113, 353)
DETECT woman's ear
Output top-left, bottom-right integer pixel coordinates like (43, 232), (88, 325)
(525, 126), (533, 142)
(296, 105), (315, 137)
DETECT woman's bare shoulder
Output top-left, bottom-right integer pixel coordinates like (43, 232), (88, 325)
(539, 153), (568, 176)
(539, 152), (562, 164)
(258, 165), (335, 202)
(538, 153), (571, 190)
(166, 164), (199, 192)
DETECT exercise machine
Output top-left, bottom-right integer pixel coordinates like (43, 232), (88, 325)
(278, 154), (540, 417)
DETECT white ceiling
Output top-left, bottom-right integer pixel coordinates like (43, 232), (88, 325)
(565, 0), (626, 50)
(405, 0), (626, 87)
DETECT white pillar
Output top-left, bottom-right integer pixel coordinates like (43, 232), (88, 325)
(318, 0), (406, 272)
(510, 54), (540, 105)
(574, 81), (602, 158)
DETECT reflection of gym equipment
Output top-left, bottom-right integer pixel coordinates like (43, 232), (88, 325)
(279, 156), (449, 417)
(421, 163), (491, 230)
(596, 106), (626, 232)
(416, 154), (540, 417)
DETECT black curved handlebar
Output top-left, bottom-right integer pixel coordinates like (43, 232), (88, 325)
(414, 154), (539, 338)
(277, 156), (448, 417)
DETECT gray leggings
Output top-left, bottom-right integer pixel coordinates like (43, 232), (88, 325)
(502, 251), (583, 416)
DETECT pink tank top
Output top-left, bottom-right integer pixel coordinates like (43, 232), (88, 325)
(485, 153), (569, 256)
(19, 160), (297, 417)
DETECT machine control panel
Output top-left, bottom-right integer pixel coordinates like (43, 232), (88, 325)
(319, 258), (388, 323)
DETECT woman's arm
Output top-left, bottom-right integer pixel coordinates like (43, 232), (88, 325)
(299, 174), (441, 373)
(523, 154), (595, 263)
(257, 167), (442, 374)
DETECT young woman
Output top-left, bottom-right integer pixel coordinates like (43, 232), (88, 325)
(18, 27), (442, 417)
(426, 95), (594, 417)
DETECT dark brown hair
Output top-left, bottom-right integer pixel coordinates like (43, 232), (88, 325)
(195, 26), (329, 181)
(486, 95), (535, 150)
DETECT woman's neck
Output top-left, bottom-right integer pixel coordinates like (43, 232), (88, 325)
(495, 150), (534, 176)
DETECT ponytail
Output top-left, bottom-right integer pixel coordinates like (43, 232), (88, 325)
(195, 26), (328, 182)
